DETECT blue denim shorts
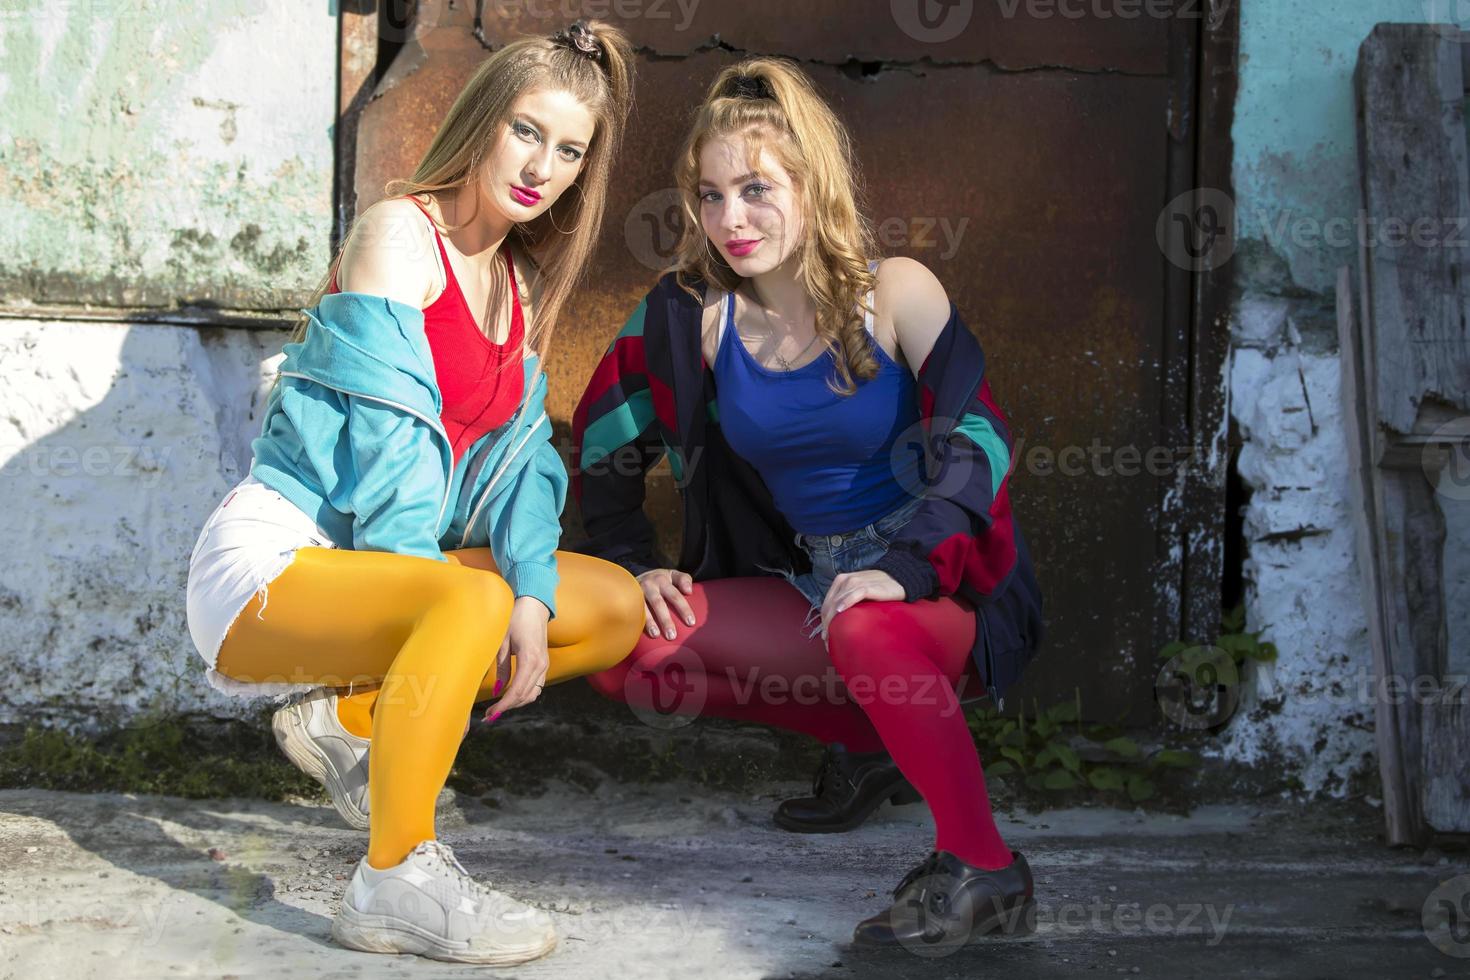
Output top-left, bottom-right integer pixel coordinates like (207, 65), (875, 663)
(757, 494), (925, 639)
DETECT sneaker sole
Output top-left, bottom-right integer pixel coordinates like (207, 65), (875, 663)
(271, 702), (371, 831)
(331, 904), (557, 965)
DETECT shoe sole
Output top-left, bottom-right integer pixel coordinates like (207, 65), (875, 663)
(332, 904), (557, 965)
(772, 781), (923, 834)
(271, 702), (371, 831)
(971, 896), (1037, 939)
(849, 897), (1038, 949)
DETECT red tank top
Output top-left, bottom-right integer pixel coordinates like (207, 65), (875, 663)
(328, 195), (526, 467)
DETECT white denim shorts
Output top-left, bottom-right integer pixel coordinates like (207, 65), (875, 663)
(185, 471), (337, 699)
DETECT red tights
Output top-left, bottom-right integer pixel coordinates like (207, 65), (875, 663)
(585, 576), (1013, 870)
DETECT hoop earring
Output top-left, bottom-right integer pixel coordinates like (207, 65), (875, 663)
(547, 182), (587, 235)
(701, 235), (733, 278)
(549, 205), (583, 236)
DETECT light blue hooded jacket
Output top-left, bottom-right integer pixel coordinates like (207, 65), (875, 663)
(248, 291), (566, 617)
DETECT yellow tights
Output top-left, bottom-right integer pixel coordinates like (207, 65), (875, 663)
(214, 546), (644, 870)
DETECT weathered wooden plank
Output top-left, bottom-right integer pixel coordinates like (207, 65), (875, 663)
(1422, 699), (1470, 827)
(1355, 24), (1470, 435)
(1353, 23), (1470, 841)
(1338, 264), (1421, 847)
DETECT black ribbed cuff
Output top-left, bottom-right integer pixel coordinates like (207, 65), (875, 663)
(874, 548), (940, 602)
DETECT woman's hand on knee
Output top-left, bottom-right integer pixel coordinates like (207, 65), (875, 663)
(819, 569), (905, 640)
(636, 568), (695, 641)
(484, 596), (551, 720)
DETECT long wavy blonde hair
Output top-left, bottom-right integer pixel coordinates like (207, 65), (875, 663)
(672, 57), (879, 395)
(280, 19), (633, 364)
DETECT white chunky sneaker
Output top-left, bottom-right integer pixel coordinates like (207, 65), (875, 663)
(332, 839), (557, 965)
(271, 687), (371, 830)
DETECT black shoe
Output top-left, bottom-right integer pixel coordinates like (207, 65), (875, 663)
(772, 743), (923, 834)
(851, 850), (1036, 951)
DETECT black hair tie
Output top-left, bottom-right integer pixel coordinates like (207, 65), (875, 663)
(725, 74), (773, 101)
(553, 19), (602, 61)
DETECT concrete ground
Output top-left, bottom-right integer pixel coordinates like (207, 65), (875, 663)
(0, 779), (1466, 979)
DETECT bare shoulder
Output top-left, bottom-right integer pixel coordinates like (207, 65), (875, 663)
(873, 256), (950, 376)
(335, 197), (437, 309)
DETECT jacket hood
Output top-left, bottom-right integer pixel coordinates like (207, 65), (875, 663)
(282, 291), (442, 418)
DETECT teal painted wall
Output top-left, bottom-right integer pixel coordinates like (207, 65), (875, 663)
(0, 0), (337, 311)
(1232, 1), (1461, 330)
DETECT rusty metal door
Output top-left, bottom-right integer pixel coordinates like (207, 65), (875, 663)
(337, 0), (1236, 723)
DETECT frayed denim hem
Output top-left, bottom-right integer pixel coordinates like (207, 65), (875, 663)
(200, 548), (320, 702)
(754, 561), (827, 640)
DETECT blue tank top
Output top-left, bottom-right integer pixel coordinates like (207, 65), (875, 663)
(713, 277), (923, 535)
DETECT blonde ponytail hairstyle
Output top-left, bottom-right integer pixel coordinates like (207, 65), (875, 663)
(280, 19), (633, 364)
(672, 57), (879, 395)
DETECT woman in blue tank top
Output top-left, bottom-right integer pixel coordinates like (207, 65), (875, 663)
(713, 258), (925, 541)
(578, 56), (1042, 949)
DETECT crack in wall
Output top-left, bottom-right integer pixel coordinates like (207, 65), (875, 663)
(1257, 525), (1329, 545)
(1294, 358), (1318, 436)
(460, 16), (1161, 78)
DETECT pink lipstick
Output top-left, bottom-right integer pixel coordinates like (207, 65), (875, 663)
(510, 185), (541, 207)
(726, 238), (761, 257)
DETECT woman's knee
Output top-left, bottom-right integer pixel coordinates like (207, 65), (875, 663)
(602, 569), (648, 660)
(824, 603), (890, 676)
(560, 554), (647, 663)
(422, 566), (514, 636)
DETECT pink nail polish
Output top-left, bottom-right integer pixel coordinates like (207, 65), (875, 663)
(487, 711), (501, 724)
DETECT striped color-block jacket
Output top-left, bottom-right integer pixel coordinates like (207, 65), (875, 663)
(570, 272), (1043, 704)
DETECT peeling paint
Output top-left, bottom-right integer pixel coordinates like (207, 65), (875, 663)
(0, 0), (335, 311)
(1223, 0), (1470, 794)
(0, 318), (289, 729)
